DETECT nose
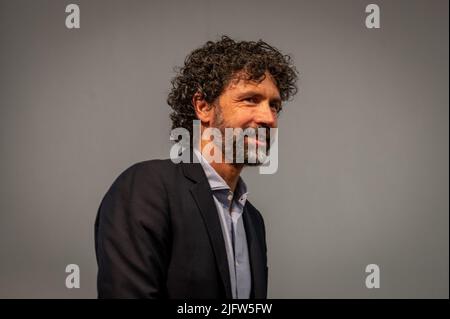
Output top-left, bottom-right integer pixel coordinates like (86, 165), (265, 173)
(256, 101), (277, 128)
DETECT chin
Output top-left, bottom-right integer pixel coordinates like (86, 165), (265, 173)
(244, 162), (264, 167)
(242, 149), (269, 166)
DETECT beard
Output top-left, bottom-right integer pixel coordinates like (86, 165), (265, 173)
(212, 107), (273, 166)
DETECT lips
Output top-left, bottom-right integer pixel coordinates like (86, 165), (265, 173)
(244, 135), (270, 149)
(246, 137), (266, 146)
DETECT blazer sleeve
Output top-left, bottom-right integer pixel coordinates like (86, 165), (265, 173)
(94, 161), (171, 298)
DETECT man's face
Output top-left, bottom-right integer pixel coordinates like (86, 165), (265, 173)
(210, 71), (281, 165)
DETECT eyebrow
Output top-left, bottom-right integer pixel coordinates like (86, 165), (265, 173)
(237, 91), (282, 105)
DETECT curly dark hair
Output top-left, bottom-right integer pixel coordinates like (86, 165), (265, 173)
(167, 35), (299, 136)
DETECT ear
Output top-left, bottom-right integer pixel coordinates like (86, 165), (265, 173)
(192, 91), (214, 125)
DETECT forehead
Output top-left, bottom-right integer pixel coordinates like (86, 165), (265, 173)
(223, 71), (281, 99)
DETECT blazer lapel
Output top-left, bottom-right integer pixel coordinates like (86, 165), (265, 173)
(243, 204), (267, 299)
(182, 162), (233, 299)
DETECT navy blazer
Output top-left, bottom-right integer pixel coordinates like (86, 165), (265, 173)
(94, 159), (268, 298)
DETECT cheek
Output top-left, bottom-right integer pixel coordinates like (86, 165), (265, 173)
(236, 116), (255, 128)
(222, 109), (252, 127)
(238, 109), (259, 125)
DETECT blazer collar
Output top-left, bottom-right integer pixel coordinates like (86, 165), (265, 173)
(181, 160), (266, 299)
(242, 205), (267, 299)
(181, 161), (233, 298)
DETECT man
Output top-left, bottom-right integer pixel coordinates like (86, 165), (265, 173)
(95, 35), (298, 298)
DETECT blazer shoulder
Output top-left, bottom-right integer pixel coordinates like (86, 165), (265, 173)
(104, 159), (179, 198)
(115, 158), (178, 180)
(129, 158), (178, 175)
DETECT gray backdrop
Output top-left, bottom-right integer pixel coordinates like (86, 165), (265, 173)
(0, 0), (448, 298)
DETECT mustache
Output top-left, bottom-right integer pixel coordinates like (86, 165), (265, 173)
(239, 126), (272, 144)
(218, 125), (273, 151)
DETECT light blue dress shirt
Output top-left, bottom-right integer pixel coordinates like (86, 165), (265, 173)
(193, 148), (252, 299)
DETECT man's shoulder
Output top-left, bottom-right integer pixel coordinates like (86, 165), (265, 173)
(128, 158), (179, 175)
(107, 158), (182, 193)
(120, 158), (182, 176)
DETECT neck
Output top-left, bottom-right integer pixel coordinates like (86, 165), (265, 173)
(200, 140), (244, 192)
(210, 161), (243, 193)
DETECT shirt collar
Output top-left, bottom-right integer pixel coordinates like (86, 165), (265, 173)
(193, 148), (249, 206)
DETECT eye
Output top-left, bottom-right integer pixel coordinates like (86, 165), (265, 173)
(243, 96), (259, 104)
(270, 103), (283, 113)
